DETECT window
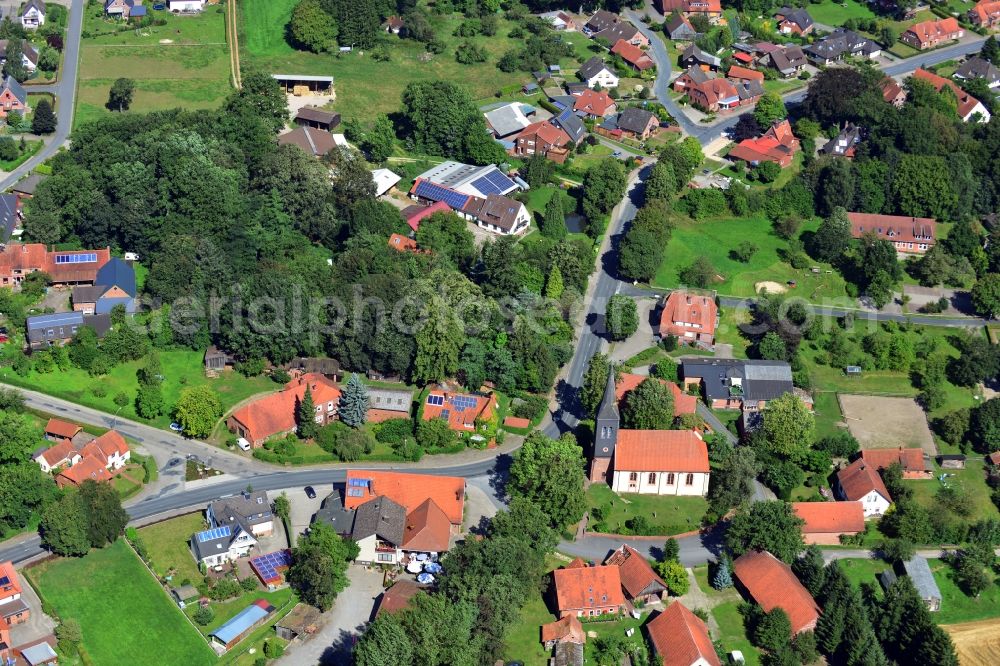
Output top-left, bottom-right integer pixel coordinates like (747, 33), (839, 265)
(666, 473), (675, 485)
(648, 473), (656, 485)
(376, 553), (394, 563)
(628, 472), (638, 482)
(686, 473), (694, 486)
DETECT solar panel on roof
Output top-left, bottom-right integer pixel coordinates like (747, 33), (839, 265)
(427, 395), (444, 406)
(0, 576), (10, 587)
(348, 488), (364, 497)
(486, 170), (515, 192)
(415, 181), (469, 210)
(472, 175), (502, 196)
(440, 409), (450, 419)
(196, 525), (231, 543)
(349, 478), (370, 487)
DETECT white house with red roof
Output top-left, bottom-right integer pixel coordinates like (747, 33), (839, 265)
(659, 290), (718, 348)
(227, 373), (342, 448)
(552, 562), (626, 618)
(611, 430), (710, 496)
(847, 212), (936, 254)
(792, 501), (865, 545)
(835, 458), (892, 517)
(912, 68), (991, 122)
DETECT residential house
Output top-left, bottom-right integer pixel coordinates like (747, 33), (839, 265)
(612, 39), (654, 72)
(11, 173), (46, 200)
(805, 29), (881, 65)
(660, 290), (718, 347)
(26, 312), (112, 347)
(71, 257), (137, 315)
(614, 107), (658, 140)
(583, 10), (619, 36)
(665, 14), (697, 41)
(207, 490), (274, 540)
(835, 458), (892, 517)
(819, 124), (862, 158)
(733, 79), (765, 106)
(78, 430), (130, 472)
(461, 193), (531, 235)
(901, 17), (962, 50)
(646, 601), (721, 666)
(847, 212), (936, 254)
(680, 44), (721, 70)
(168, 0), (205, 11)
(376, 580), (426, 617)
(227, 373), (342, 448)
(19, 0), (44, 29)
(388, 233), (420, 253)
(550, 107), (587, 144)
(969, 0), (1000, 29)
(342, 470), (465, 528)
(0, 244), (112, 288)
(401, 200), (451, 232)
(104, 0), (145, 19)
(766, 45), (807, 77)
(540, 615), (585, 650)
(594, 22), (649, 48)
(860, 447), (930, 478)
(0, 194), (18, 243)
(54, 430), (131, 489)
(605, 545), (668, 603)
(774, 7), (814, 35)
(0, 562), (29, 628)
(614, 373), (698, 418)
(578, 57), (619, 89)
(900, 556), (942, 611)
(672, 66), (716, 93)
(422, 389), (496, 432)
(383, 15), (404, 34)
(277, 126), (338, 158)
(513, 119), (572, 162)
(659, 0), (723, 20)
(540, 11), (577, 31)
(349, 496), (410, 565)
(552, 562), (627, 618)
(733, 551), (821, 634)
(365, 387), (414, 422)
(728, 119), (800, 167)
(686, 76), (740, 112)
(792, 501), (865, 545)
(610, 430), (711, 496)
(679, 358), (809, 411)
(955, 57), (1000, 87)
(0, 75), (26, 119)
(574, 89), (616, 117)
(881, 78), (907, 107)
(54, 456), (115, 489)
(484, 102), (532, 139)
(727, 65), (764, 84)
(414, 161), (520, 199)
(33, 440), (81, 474)
(0, 40), (39, 74)
(293, 107), (340, 131)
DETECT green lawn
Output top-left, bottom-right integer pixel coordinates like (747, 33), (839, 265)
(138, 512), (207, 585)
(807, 0), (876, 26)
(715, 306), (752, 358)
(838, 557), (889, 591)
(812, 391), (845, 440)
(712, 601), (760, 666)
(587, 484), (707, 536)
(75, 8), (231, 127)
(1, 349), (276, 430)
(503, 588), (555, 664)
(652, 216), (849, 301)
(27, 540), (216, 666)
(932, 558), (1000, 624)
(186, 588), (296, 638)
(907, 460), (999, 524)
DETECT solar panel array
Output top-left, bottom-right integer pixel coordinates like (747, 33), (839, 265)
(427, 395), (444, 406)
(347, 488), (364, 497)
(451, 395), (478, 411)
(440, 409), (450, 420)
(0, 576), (10, 587)
(251, 550), (292, 583)
(54, 253), (98, 264)
(414, 181), (469, 210)
(196, 525), (232, 543)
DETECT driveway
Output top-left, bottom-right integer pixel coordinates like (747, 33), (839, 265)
(9, 579), (56, 645)
(274, 566), (385, 666)
(282, 485), (329, 547)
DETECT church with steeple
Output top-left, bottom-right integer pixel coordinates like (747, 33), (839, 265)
(589, 371), (619, 483)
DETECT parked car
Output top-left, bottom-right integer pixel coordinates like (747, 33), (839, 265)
(304, 486), (317, 499)
(169, 422), (183, 432)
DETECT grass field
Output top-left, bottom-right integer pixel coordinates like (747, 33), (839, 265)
(653, 216), (849, 301)
(1, 349), (276, 430)
(838, 557), (888, 590)
(75, 8), (231, 127)
(931, 558), (1000, 624)
(908, 460), (999, 524)
(28, 540), (216, 666)
(690, 565), (760, 664)
(138, 512), (207, 585)
(807, 0), (876, 25)
(587, 484), (707, 536)
(239, 0), (597, 123)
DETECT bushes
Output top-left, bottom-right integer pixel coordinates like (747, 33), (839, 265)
(511, 394), (548, 421)
(374, 418), (414, 444)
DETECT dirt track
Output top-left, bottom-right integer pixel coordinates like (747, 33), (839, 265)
(838, 394), (937, 456)
(944, 618), (1000, 666)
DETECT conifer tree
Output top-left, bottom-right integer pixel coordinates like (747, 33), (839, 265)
(712, 556), (733, 590)
(545, 264), (564, 300)
(339, 373), (369, 428)
(298, 385), (318, 439)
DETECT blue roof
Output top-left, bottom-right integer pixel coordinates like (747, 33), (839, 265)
(95, 257), (137, 297)
(26, 312), (84, 331)
(211, 601), (274, 644)
(130, 4), (147, 15)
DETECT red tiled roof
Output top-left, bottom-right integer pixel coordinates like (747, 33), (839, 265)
(615, 430), (709, 472)
(660, 290), (717, 339)
(566, 557), (588, 569)
(792, 501), (865, 535)
(88, 430), (128, 461)
(540, 615), (585, 644)
(733, 52), (754, 63)
(230, 373), (341, 444)
(388, 233), (419, 252)
(881, 78), (905, 104)
(604, 545), (667, 599)
(860, 447), (926, 474)
(989, 451), (1000, 466)
(733, 551), (820, 634)
(836, 458), (891, 503)
(615, 373), (698, 416)
(344, 470), (465, 524)
(729, 119), (799, 166)
(37, 440), (77, 468)
(517, 119), (572, 148)
(727, 65), (764, 81)
(690, 77), (739, 106)
(847, 212), (936, 246)
(44, 418), (80, 439)
(377, 580), (424, 617)
(56, 456), (113, 487)
(574, 89), (616, 116)
(971, 0), (1000, 24)
(503, 416), (531, 428)
(401, 498), (452, 552)
(912, 68), (986, 120)
(553, 564), (626, 613)
(402, 200), (451, 232)
(0, 561), (22, 599)
(904, 17), (961, 43)
(422, 391), (495, 432)
(612, 39), (654, 70)
(646, 601), (721, 666)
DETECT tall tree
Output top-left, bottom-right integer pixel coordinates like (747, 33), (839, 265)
(226, 71), (288, 132)
(360, 114), (395, 163)
(339, 373), (369, 428)
(40, 494), (90, 556)
(644, 160), (676, 203)
(605, 294), (638, 341)
(762, 393), (815, 458)
(31, 99), (56, 134)
(288, 522), (355, 610)
(508, 432), (586, 529)
(725, 501), (805, 563)
(78, 479), (128, 548)
(289, 0), (338, 52)
(622, 378), (675, 430)
(107, 77), (135, 112)
(413, 296), (463, 384)
(540, 193), (566, 240)
(753, 91), (787, 127)
(400, 80), (502, 164)
(582, 159), (627, 224)
(298, 385), (318, 439)
(581, 352), (612, 418)
(173, 386), (222, 438)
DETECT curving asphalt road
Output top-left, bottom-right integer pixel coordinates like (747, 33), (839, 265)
(0, 0), (84, 192)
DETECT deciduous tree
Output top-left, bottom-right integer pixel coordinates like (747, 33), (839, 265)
(622, 378), (674, 430)
(725, 500), (805, 563)
(509, 432), (586, 529)
(174, 386), (222, 439)
(107, 78), (135, 112)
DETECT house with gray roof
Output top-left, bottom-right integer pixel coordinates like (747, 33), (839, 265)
(71, 257), (138, 315)
(577, 56), (619, 89)
(615, 107), (658, 140)
(351, 496), (407, 564)
(0, 194), (17, 242)
(11, 173), (46, 198)
(774, 7), (814, 35)
(680, 44), (721, 70)
(955, 56), (1000, 88)
(207, 490), (274, 539)
(665, 14), (697, 41)
(766, 45), (807, 77)
(26, 312), (111, 347)
(551, 107), (586, 143)
(483, 102), (533, 138)
(805, 29), (881, 65)
(680, 359), (802, 409)
(0, 75), (26, 119)
(881, 556), (942, 612)
(191, 523), (257, 567)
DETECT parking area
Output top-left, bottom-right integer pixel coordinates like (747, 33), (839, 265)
(282, 485), (329, 547)
(9, 576), (56, 646)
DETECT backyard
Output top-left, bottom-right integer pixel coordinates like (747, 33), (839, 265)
(587, 484), (707, 536)
(75, 8), (232, 127)
(807, 0), (876, 26)
(691, 564), (760, 665)
(138, 512), (208, 585)
(652, 216), (849, 301)
(238, 0), (600, 123)
(27, 540), (216, 666)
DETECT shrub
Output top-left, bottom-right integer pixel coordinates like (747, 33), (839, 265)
(240, 577), (258, 592)
(263, 640), (285, 659)
(374, 418), (414, 444)
(512, 394), (548, 420)
(193, 606), (214, 626)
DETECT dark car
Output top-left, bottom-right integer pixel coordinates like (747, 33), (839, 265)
(304, 486), (317, 499)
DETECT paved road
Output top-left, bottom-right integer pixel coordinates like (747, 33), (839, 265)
(0, 0), (84, 191)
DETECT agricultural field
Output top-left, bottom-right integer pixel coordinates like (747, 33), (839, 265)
(27, 540), (216, 666)
(75, 8), (232, 127)
(238, 0), (601, 123)
(652, 216), (849, 301)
